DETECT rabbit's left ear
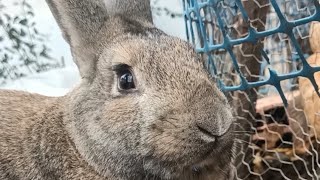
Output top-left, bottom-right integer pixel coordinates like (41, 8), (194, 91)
(46, 0), (109, 79)
(46, 0), (153, 79)
(104, 0), (153, 23)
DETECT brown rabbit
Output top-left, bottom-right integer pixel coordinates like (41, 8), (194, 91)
(0, 0), (235, 179)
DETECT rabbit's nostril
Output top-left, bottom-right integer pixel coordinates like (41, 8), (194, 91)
(196, 124), (216, 143)
(197, 125), (215, 137)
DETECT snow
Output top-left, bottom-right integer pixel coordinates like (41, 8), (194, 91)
(1, 67), (80, 97)
(0, 0), (186, 96)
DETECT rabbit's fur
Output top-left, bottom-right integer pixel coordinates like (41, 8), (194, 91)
(0, 0), (235, 179)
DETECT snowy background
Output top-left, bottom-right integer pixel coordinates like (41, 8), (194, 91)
(0, 0), (186, 96)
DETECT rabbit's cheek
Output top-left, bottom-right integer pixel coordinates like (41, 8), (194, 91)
(140, 123), (208, 166)
(102, 99), (138, 123)
(100, 98), (141, 138)
(140, 123), (189, 157)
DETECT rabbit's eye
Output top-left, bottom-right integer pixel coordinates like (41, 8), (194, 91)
(112, 64), (136, 91)
(118, 70), (135, 90)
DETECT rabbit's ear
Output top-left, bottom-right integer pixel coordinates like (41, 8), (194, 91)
(104, 0), (153, 23)
(46, 0), (152, 79)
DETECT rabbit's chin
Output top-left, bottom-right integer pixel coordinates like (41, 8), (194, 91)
(142, 149), (234, 180)
(141, 133), (235, 179)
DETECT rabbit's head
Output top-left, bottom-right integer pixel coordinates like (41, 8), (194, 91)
(46, 0), (235, 179)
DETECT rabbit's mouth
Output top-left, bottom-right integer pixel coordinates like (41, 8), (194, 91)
(142, 138), (235, 180)
(186, 148), (233, 176)
(176, 141), (235, 179)
(140, 121), (235, 179)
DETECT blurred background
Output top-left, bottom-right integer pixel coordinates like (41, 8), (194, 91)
(0, 0), (185, 96)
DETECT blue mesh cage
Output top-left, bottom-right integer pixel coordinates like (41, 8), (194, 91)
(183, 0), (320, 106)
(183, 1), (320, 179)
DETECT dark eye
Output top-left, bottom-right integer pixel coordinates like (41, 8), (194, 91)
(118, 70), (135, 90)
(112, 64), (136, 91)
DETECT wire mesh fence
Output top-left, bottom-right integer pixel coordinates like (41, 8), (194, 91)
(183, 0), (320, 179)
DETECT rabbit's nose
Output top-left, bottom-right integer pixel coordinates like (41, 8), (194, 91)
(196, 123), (218, 143)
(196, 118), (231, 143)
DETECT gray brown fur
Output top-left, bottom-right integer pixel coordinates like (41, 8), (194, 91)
(0, 0), (235, 179)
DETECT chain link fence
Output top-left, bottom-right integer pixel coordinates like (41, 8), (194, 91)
(184, 0), (320, 179)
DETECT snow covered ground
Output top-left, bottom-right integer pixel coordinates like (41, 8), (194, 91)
(1, 0), (186, 97)
(1, 67), (81, 97)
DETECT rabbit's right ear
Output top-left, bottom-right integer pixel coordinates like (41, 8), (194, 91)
(46, 0), (152, 79)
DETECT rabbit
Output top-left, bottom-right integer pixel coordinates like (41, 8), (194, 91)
(0, 0), (236, 179)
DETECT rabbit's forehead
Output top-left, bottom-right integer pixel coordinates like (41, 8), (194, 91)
(107, 36), (200, 68)
(100, 35), (211, 88)
(108, 41), (138, 66)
